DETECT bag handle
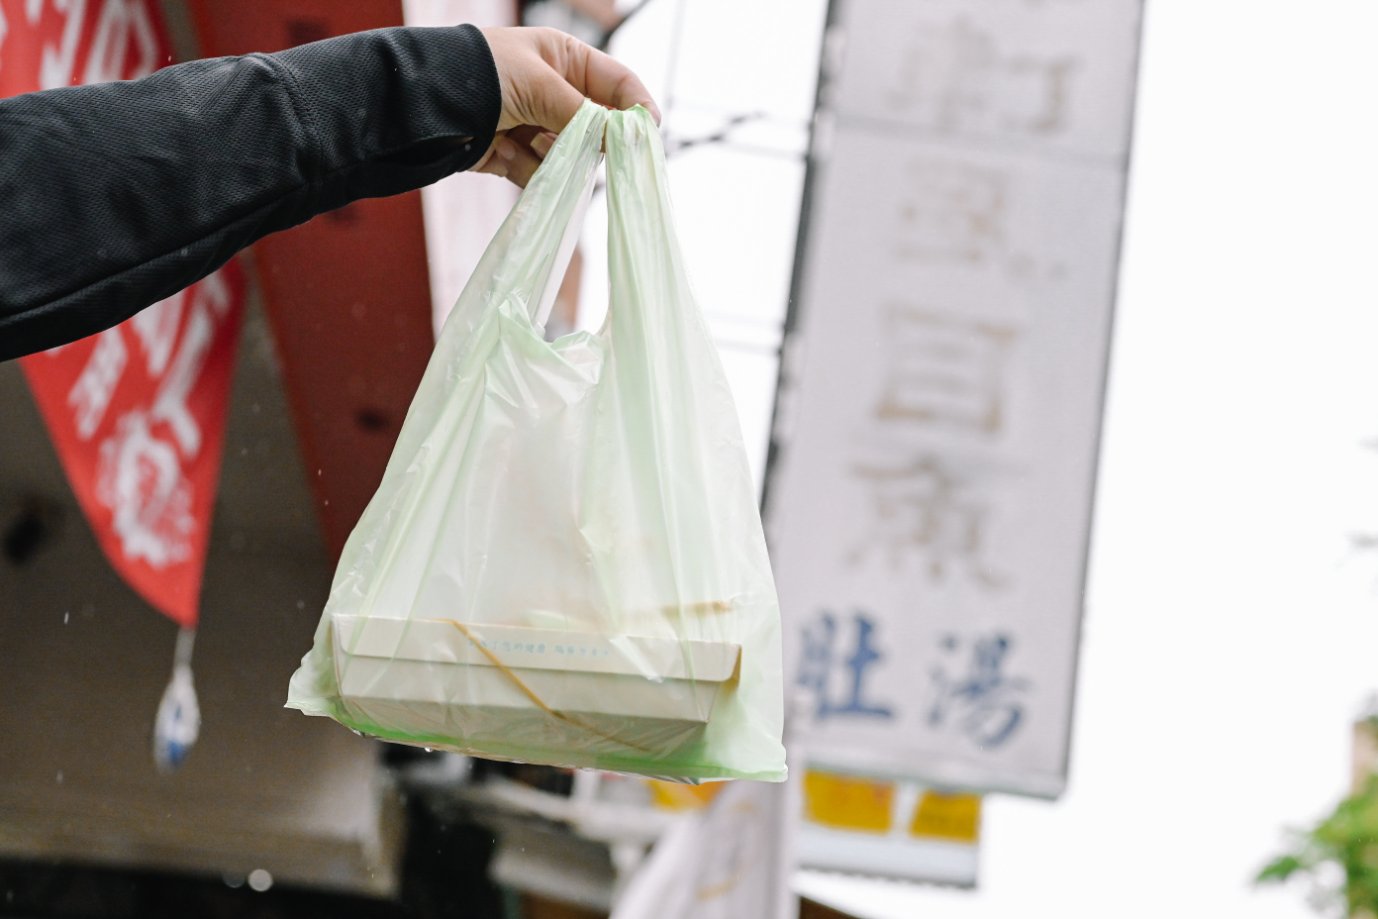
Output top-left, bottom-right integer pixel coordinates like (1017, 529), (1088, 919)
(444, 101), (609, 334)
(606, 104), (705, 347)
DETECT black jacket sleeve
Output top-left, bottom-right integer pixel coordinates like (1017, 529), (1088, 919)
(0, 25), (502, 362)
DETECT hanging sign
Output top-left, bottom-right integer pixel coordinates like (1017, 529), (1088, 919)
(766, 0), (1143, 797)
(2, 0), (247, 628)
(797, 769), (982, 887)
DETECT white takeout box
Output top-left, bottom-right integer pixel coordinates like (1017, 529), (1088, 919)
(330, 614), (741, 754)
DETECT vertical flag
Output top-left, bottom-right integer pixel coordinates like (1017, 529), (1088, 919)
(1, 0), (247, 628)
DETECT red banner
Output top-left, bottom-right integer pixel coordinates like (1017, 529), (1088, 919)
(2, 0), (246, 627)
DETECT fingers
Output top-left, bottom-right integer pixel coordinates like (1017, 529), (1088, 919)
(474, 137), (538, 188)
(472, 26), (658, 183)
(554, 32), (661, 125)
(482, 27), (661, 137)
(473, 130), (553, 189)
(529, 131), (555, 158)
(502, 141), (543, 188)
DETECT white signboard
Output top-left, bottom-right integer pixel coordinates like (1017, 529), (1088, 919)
(766, 0), (1142, 797)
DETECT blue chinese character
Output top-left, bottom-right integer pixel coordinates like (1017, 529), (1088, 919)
(797, 610), (894, 721)
(927, 632), (1030, 749)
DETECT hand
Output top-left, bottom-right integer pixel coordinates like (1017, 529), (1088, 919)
(474, 27), (660, 187)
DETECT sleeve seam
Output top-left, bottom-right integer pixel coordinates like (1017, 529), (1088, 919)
(256, 51), (326, 201)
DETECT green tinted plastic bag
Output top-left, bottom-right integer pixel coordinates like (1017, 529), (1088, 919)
(286, 102), (786, 782)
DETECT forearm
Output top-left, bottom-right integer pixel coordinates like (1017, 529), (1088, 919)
(0, 25), (501, 361)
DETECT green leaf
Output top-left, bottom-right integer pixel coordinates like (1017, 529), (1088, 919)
(1256, 854), (1305, 884)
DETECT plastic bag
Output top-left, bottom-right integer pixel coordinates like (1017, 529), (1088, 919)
(286, 102), (786, 782)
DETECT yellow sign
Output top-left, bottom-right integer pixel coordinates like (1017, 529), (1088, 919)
(647, 779), (725, 811)
(909, 790), (982, 843)
(803, 770), (895, 833)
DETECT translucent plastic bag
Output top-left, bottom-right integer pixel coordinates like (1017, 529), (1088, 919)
(287, 102), (786, 782)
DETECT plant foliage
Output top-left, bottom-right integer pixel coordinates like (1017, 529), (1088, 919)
(1258, 772), (1378, 917)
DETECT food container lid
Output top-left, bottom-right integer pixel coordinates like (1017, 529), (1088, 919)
(331, 615), (741, 683)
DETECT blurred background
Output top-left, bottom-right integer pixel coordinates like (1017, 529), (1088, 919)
(2, 1), (1377, 917)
